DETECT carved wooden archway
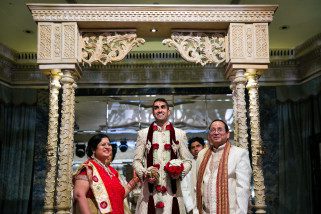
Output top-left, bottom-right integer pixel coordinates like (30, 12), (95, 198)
(28, 4), (277, 214)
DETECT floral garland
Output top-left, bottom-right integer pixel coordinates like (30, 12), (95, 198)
(146, 122), (181, 212)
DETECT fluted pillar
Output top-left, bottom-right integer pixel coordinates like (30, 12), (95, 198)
(234, 69), (248, 149)
(56, 70), (78, 214)
(245, 68), (266, 213)
(43, 69), (62, 214)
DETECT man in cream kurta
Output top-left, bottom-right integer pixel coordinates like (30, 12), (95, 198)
(133, 98), (192, 214)
(196, 119), (252, 214)
(181, 137), (205, 214)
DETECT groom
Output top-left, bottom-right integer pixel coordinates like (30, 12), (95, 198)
(133, 98), (192, 214)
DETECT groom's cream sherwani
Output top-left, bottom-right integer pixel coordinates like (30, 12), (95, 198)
(133, 125), (192, 214)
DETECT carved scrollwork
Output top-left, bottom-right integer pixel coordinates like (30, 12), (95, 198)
(81, 32), (145, 66)
(162, 32), (226, 66)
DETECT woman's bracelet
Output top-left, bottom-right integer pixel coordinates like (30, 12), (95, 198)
(127, 176), (140, 190)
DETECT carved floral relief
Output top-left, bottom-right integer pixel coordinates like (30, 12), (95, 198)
(81, 32), (145, 66)
(162, 32), (226, 66)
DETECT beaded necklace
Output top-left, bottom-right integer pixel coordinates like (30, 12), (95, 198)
(93, 157), (115, 178)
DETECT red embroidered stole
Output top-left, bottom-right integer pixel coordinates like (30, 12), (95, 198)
(196, 141), (231, 214)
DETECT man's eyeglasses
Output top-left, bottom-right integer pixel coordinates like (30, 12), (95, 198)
(209, 128), (225, 134)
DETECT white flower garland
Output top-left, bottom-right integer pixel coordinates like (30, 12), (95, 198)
(151, 126), (172, 207)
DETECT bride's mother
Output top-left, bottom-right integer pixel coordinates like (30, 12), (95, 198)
(73, 134), (138, 214)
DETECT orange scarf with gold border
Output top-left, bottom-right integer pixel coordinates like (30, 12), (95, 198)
(196, 141), (231, 214)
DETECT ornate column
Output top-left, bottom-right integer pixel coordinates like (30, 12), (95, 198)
(56, 70), (78, 214)
(234, 69), (248, 149)
(226, 22), (270, 213)
(43, 69), (62, 214)
(36, 21), (82, 212)
(229, 74), (239, 145)
(226, 22), (270, 150)
(245, 68), (266, 213)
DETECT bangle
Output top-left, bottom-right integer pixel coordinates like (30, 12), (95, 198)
(127, 177), (139, 190)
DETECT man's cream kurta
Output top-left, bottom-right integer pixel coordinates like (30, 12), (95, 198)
(133, 124), (192, 214)
(181, 159), (198, 214)
(196, 144), (252, 214)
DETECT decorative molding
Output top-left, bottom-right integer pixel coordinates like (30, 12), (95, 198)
(297, 46), (321, 81)
(261, 66), (300, 84)
(53, 24), (62, 59)
(228, 23), (269, 64)
(229, 24), (244, 59)
(246, 25), (253, 58)
(295, 33), (321, 57)
(254, 23), (269, 59)
(27, 4), (278, 23)
(0, 59), (13, 83)
(162, 31), (226, 66)
(16, 52), (38, 63)
(81, 32), (145, 66)
(10, 65), (47, 85)
(62, 23), (78, 60)
(1, 42), (321, 87)
(78, 64), (226, 86)
(270, 49), (295, 61)
(37, 22), (80, 64)
(38, 23), (52, 60)
(0, 43), (16, 61)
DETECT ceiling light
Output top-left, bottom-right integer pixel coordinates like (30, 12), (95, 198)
(279, 25), (290, 30)
(23, 30), (33, 34)
(150, 28), (157, 33)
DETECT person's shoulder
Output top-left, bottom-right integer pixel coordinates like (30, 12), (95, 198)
(73, 160), (92, 176)
(230, 145), (249, 156)
(173, 127), (186, 134)
(138, 127), (149, 135)
(197, 147), (209, 161)
(231, 145), (247, 151)
(173, 127), (187, 141)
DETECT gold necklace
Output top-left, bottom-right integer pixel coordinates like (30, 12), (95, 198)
(93, 157), (115, 178)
